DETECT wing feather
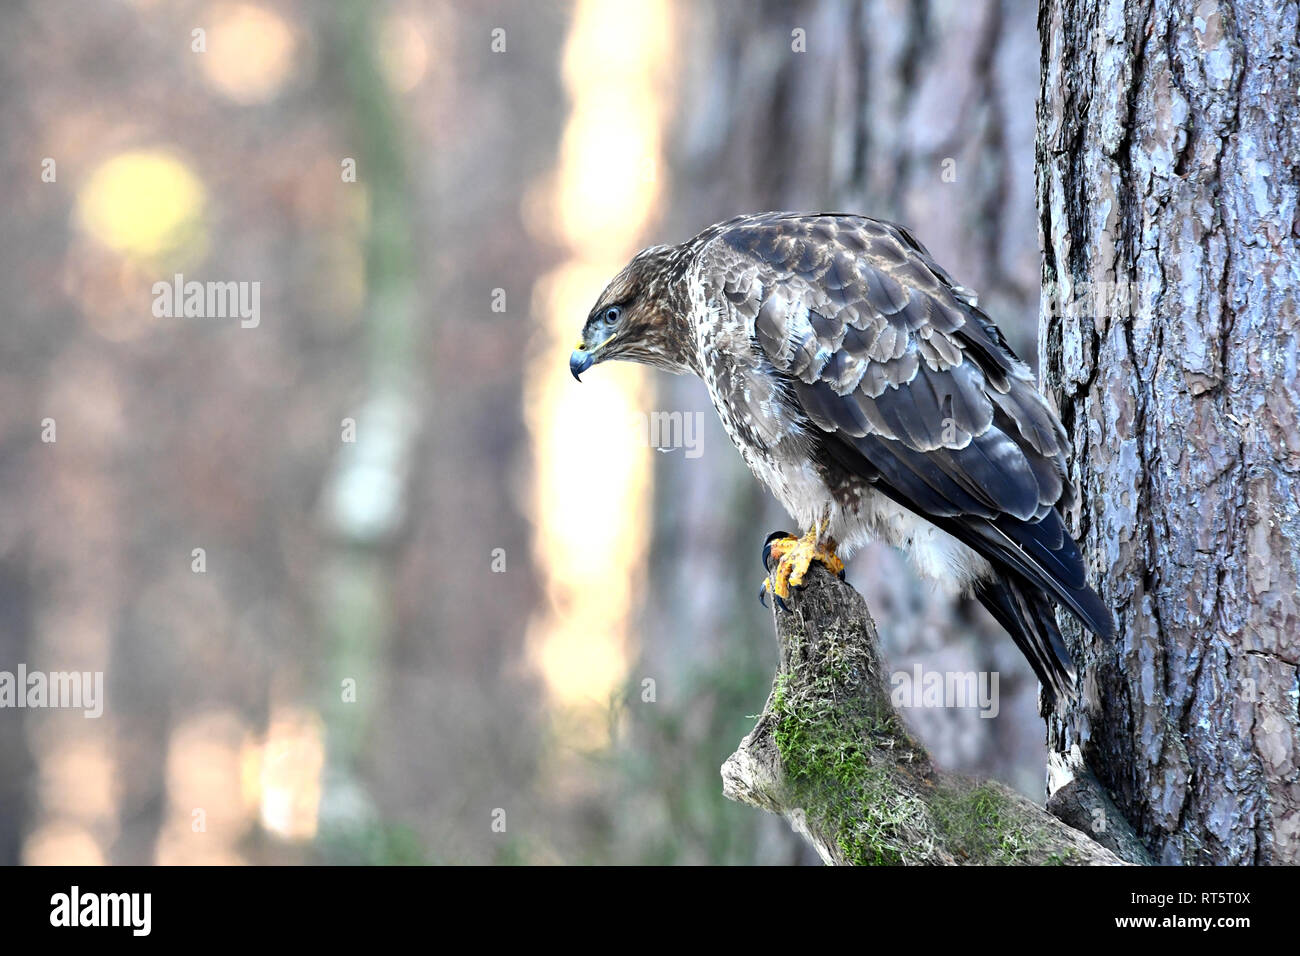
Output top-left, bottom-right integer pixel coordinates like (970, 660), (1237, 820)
(708, 212), (1112, 648)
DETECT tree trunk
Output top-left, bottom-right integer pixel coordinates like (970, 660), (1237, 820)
(1037, 0), (1300, 864)
(723, 566), (1130, 865)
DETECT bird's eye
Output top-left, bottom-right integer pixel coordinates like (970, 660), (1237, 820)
(603, 306), (622, 324)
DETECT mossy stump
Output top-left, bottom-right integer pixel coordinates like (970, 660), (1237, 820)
(722, 565), (1127, 865)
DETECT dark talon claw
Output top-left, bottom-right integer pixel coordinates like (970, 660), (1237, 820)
(774, 594), (790, 612)
(758, 581), (769, 607)
(762, 530), (796, 571)
(837, 568), (846, 581)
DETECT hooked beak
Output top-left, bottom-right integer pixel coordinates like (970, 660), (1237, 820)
(569, 332), (613, 382)
(569, 346), (594, 382)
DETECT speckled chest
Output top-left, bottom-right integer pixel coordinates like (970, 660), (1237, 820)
(687, 273), (859, 530)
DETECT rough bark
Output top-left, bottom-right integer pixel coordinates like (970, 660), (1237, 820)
(1037, 0), (1300, 863)
(723, 567), (1131, 865)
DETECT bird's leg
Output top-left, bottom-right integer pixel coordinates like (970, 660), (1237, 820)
(759, 515), (845, 610)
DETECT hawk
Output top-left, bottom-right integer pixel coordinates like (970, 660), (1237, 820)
(570, 212), (1112, 703)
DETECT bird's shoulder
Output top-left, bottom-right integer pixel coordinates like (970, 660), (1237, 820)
(688, 212), (1023, 388)
(681, 214), (1107, 645)
(688, 212), (1070, 518)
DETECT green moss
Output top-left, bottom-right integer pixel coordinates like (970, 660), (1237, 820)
(771, 664), (930, 866)
(769, 622), (1061, 865)
(927, 780), (1070, 865)
(758, 587), (1091, 866)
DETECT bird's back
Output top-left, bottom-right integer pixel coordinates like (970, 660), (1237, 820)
(682, 212), (1112, 701)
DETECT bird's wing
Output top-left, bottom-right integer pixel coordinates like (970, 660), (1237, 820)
(704, 212), (1112, 645)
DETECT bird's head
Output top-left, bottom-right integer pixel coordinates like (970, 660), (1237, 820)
(570, 244), (693, 381)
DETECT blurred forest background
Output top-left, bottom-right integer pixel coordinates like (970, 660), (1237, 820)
(1, 0), (1049, 865)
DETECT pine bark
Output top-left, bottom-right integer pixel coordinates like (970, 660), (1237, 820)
(1037, 0), (1300, 864)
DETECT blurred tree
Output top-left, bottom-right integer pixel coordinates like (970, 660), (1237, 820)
(313, 0), (421, 836)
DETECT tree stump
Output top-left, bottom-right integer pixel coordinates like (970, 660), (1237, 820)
(722, 566), (1132, 865)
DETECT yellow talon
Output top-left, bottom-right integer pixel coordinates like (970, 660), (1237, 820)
(761, 525), (845, 609)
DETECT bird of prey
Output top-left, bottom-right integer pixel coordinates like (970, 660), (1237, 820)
(570, 212), (1112, 702)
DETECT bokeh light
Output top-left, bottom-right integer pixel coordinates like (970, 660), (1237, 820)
(378, 14), (430, 94)
(75, 150), (207, 264)
(199, 3), (299, 105)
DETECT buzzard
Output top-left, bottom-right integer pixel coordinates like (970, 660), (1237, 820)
(570, 212), (1112, 702)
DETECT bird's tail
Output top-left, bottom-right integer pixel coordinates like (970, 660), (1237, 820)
(974, 575), (1076, 706)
